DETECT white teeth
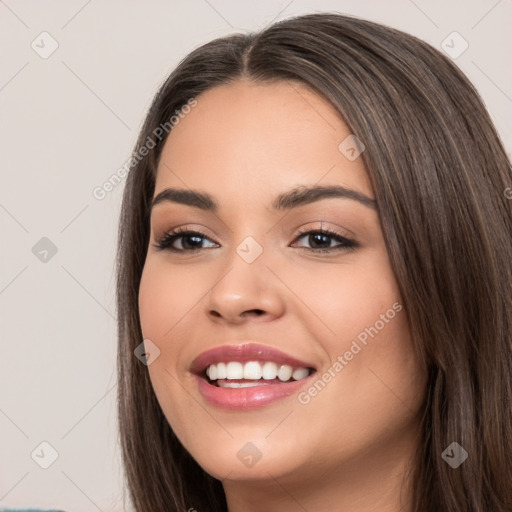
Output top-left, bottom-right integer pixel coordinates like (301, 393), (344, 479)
(205, 361), (311, 383)
(277, 365), (293, 381)
(292, 367), (310, 380)
(218, 381), (272, 389)
(262, 361), (278, 380)
(226, 361), (244, 379)
(243, 361), (262, 380)
(216, 362), (227, 380)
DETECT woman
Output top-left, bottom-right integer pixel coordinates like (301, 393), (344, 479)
(116, 13), (512, 512)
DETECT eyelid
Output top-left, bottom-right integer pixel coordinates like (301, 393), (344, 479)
(153, 223), (218, 242)
(292, 221), (355, 239)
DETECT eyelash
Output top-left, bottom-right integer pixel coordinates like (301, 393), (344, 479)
(153, 225), (357, 254)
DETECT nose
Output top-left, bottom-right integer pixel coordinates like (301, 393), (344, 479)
(204, 249), (286, 325)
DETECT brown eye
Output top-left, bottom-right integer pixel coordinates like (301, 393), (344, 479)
(154, 228), (218, 252)
(291, 228), (357, 253)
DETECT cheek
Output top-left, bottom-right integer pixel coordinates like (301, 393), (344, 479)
(291, 252), (424, 431)
(138, 263), (169, 341)
(138, 258), (201, 342)
(300, 277), (423, 456)
(286, 250), (403, 346)
(138, 260), (190, 401)
(138, 260), (201, 438)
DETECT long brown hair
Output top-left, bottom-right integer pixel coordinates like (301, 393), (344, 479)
(116, 13), (512, 511)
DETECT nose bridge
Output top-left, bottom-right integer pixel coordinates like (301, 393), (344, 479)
(204, 232), (285, 322)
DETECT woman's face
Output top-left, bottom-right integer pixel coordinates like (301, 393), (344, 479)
(138, 80), (427, 490)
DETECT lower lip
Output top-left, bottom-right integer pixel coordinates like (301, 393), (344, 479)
(195, 375), (314, 410)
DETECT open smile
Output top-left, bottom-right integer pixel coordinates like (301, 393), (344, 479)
(190, 343), (317, 410)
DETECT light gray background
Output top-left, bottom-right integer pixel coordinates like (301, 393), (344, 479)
(1, 0), (510, 510)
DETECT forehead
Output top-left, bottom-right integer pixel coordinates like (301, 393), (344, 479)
(155, 80), (372, 203)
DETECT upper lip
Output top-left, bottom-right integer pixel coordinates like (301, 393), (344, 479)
(190, 343), (316, 375)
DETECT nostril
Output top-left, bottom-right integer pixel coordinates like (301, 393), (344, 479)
(208, 308), (266, 320)
(246, 309), (265, 316)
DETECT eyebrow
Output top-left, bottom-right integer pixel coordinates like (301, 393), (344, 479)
(150, 185), (377, 213)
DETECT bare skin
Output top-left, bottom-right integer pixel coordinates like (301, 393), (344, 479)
(138, 79), (427, 512)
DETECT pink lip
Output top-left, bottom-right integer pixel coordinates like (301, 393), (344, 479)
(190, 343), (316, 410)
(195, 375), (315, 410)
